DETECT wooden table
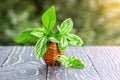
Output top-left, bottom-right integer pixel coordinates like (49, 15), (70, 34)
(0, 46), (120, 80)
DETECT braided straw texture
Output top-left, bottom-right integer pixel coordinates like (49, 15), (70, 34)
(43, 42), (64, 66)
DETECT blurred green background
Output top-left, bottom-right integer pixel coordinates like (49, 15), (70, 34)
(0, 0), (120, 45)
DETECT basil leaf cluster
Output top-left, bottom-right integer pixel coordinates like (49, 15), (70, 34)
(56, 55), (85, 68)
(14, 6), (84, 59)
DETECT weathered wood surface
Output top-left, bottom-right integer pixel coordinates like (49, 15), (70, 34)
(84, 46), (120, 80)
(0, 46), (120, 80)
(0, 46), (46, 80)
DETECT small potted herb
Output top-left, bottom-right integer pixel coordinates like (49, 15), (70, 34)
(14, 6), (85, 68)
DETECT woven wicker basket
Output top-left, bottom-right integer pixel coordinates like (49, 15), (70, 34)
(43, 42), (64, 66)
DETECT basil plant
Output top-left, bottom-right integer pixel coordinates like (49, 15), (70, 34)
(14, 6), (84, 59)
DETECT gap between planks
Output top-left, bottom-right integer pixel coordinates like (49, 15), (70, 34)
(1, 46), (14, 67)
(83, 46), (102, 79)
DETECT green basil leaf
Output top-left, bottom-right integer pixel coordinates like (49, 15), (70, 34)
(35, 36), (48, 59)
(48, 37), (59, 43)
(67, 34), (84, 46)
(57, 25), (61, 32)
(37, 43), (48, 59)
(42, 6), (56, 31)
(14, 29), (38, 44)
(56, 55), (85, 68)
(30, 28), (44, 38)
(60, 18), (73, 34)
(58, 37), (68, 52)
(72, 59), (85, 68)
(56, 55), (68, 62)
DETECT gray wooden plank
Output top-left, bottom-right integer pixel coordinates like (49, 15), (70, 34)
(47, 46), (101, 80)
(84, 46), (120, 80)
(0, 46), (47, 80)
(0, 46), (13, 66)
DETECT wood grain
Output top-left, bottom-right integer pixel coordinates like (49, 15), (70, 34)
(0, 46), (13, 66)
(1, 46), (120, 80)
(47, 46), (101, 80)
(84, 46), (120, 80)
(0, 46), (47, 80)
